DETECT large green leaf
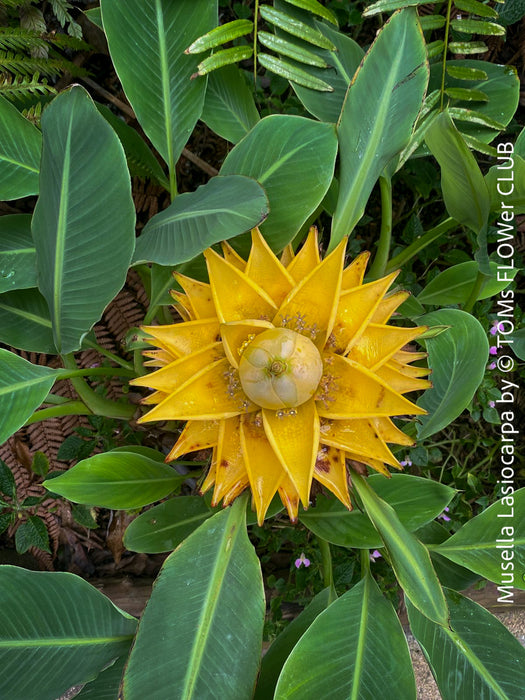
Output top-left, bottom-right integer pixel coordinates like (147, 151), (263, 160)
(0, 349), (60, 444)
(486, 153), (525, 215)
(272, 2), (364, 123)
(133, 175), (269, 265)
(122, 497), (265, 699)
(433, 488), (525, 591)
(0, 288), (55, 353)
(123, 496), (214, 553)
(100, 0), (217, 195)
(0, 94), (41, 200)
(0, 215), (36, 293)
(43, 451), (184, 509)
(417, 261), (519, 305)
(274, 574), (416, 699)
(75, 656), (126, 700)
(201, 65), (260, 143)
(407, 588), (525, 699)
(331, 9), (428, 246)
(351, 471), (449, 627)
(0, 566), (137, 700)
(300, 474), (455, 549)
(32, 86), (136, 354)
(416, 309), (489, 439)
(255, 587), (335, 700)
(221, 115), (337, 252)
(425, 110), (490, 267)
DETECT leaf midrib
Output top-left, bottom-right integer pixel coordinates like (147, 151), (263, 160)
(0, 634), (135, 648)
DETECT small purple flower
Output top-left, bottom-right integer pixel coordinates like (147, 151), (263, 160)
(488, 362), (496, 370)
(489, 346), (498, 356)
(489, 400), (496, 408)
(438, 506), (451, 523)
(399, 457), (412, 467)
(370, 550), (382, 562)
(490, 321), (504, 336)
(295, 552), (310, 568)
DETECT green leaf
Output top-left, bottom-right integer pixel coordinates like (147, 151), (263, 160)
(259, 5), (336, 50)
(418, 261), (518, 305)
(84, 7), (102, 29)
(185, 19), (253, 53)
(351, 471), (449, 627)
(509, 327), (525, 360)
(196, 46), (254, 76)
(0, 215), (36, 293)
(200, 65), (260, 144)
(407, 588), (525, 699)
(0, 288), (55, 354)
(448, 40), (488, 53)
(486, 153), (525, 214)
(450, 18), (506, 35)
(289, 20), (364, 123)
(0, 459), (16, 499)
(300, 474), (455, 549)
(133, 175), (269, 265)
(221, 115), (337, 252)
(96, 103), (169, 189)
(363, 0), (441, 16)
(43, 451), (185, 509)
(453, 0), (499, 18)
(100, 0), (216, 194)
(0, 565), (137, 700)
(446, 65), (489, 81)
(331, 9), (428, 246)
(32, 86), (135, 354)
(254, 587), (335, 700)
(274, 574), (416, 699)
(122, 497), (265, 699)
(281, 0), (338, 26)
(123, 496), (214, 553)
(416, 309), (489, 439)
(444, 87), (489, 102)
(425, 110), (489, 237)
(0, 350), (59, 444)
(0, 93), (41, 200)
(15, 515), (50, 553)
(258, 53), (333, 91)
(75, 655), (126, 700)
(433, 489), (525, 590)
(258, 31), (329, 67)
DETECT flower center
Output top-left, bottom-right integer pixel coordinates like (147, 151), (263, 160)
(238, 328), (323, 410)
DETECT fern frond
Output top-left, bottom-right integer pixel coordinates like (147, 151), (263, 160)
(0, 50), (88, 78)
(22, 99), (43, 125)
(0, 28), (48, 54)
(0, 72), (56, 100)
(44, 32), (90, 52)
(49, 0), (82, 39)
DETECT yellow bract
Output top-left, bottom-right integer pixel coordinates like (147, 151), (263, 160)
(132, 227), (431, 525)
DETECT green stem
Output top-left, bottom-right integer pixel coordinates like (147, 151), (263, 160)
(316, 536), (334, 590)
(81, 337), (134, 371)
(368, 176), (393, 280)
(360, 548), (371, 579)
(253, 0), (259, 87)
(440, 0), (453, 111)
(385, 217), (456, 274)
(25, 402), (92, 426)
(463, 270), (488, 313)
(57, 366), (135, 380)
(42, 393), (71, 406)
(60, 354), (136, 420)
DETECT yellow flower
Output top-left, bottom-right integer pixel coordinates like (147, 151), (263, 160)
(131, 228), (431, 525)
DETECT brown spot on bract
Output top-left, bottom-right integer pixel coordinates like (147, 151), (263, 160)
(220, 459), (229, 468)
(315, 458), (331, 473)
(376, 387), (385, 407)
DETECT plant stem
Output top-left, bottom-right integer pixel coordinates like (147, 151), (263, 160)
(81, 337), (135, 371)
(360, 548), (371, 579)
(253, 0), (259, 87)
(316, 536), (334, 590)
(385, 217), (456, 273)
(463, 270), (488, 313)
(369, 176), (392, 280)
(440, 0), (453, 111)
(25, 402), (91, 425)
(57, 366), (135, 380)
(60, 354), (136, 420)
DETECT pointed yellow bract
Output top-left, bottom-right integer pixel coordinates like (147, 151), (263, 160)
(131, 227), (430, 524)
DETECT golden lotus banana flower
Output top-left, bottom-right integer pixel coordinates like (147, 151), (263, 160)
(131, 227), (431, 525)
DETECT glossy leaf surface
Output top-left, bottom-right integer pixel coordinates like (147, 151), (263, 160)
(0, 215), (36, 293)
(352, 472), (449, 627)
(434, 488), (525, 590)
(101, 0), (216, 191)
(43, 451), (184, 509)
(0, 94), (41, 200)
(0, 566), (136, 700)
(0, 289), (55, 354)
(331, 9), (428, 246)
(418, 261), (518, 305)
(133, 175), (268, 265)
(32, 86), (135, 354)
(0, 349), (59, 444)
(416, 309), (489, 439)
(300, 474), (455, 549)
(275, 575), (416, 699)
(221, 115), (337, 252)
(122, 498), (265, 699)
(407, 588), (525, 699)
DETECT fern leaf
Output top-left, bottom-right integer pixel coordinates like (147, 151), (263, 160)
(0, 72), (56, 101)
